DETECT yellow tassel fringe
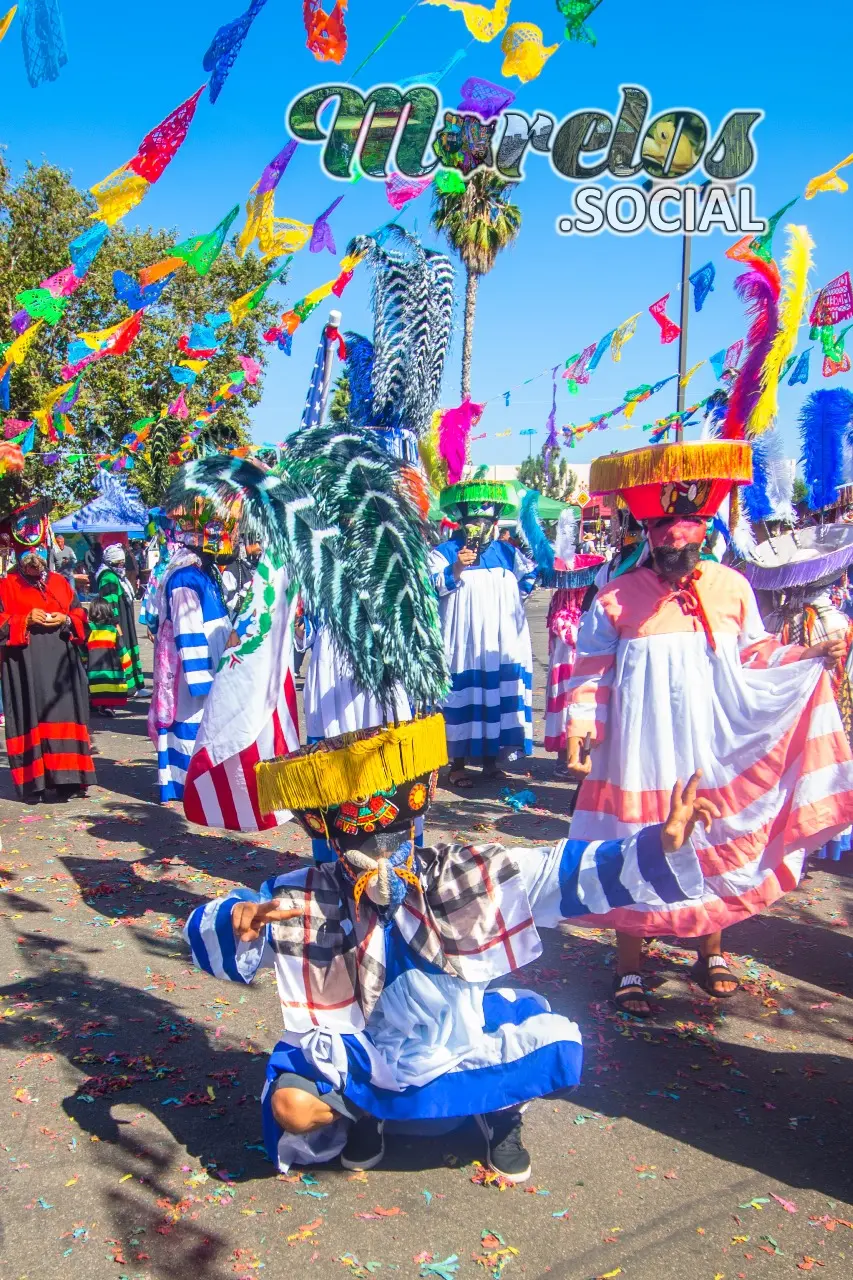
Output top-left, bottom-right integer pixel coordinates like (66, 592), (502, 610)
(255, 715), (449, 815)
(589, 441), (753, 496)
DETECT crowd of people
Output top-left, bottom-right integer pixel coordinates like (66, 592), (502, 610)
(4, 424), (852, 1185)
(3, 228), (853, 1188)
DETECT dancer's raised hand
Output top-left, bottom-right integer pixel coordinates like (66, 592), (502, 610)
(661, 770), (720, 853)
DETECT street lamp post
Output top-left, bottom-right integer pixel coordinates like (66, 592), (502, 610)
(675, 232), (692, 440)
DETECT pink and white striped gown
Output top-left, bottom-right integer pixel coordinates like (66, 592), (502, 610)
(565, 560), (853, 937)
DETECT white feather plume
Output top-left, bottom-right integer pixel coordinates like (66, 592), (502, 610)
(554, 509), (578, 562)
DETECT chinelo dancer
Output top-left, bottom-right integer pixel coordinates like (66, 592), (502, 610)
(741, 523), (853, 863)
(539, 509), (604, 762)
(565, 440), (853, 1016)
(186, 722), (719, 1179)
(429, 479), (536, 787)
(293, 227), (453, 855)
(174, 426), (722, 1180)
(147, 508), (232, 803)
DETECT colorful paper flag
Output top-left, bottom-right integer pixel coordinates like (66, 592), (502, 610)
(89, 87), (204, 225)
(304, 0), (348, 63)
(203, 0), (269, 103)
(788, 347), (811, 386)
(500, 22), (559, 82)
(688, 262), (715, 312)
(810, 271), (853, 328)
(805, 152), (853, 199)
(648, 294), (681, 344)
(588, 330), (615, 371)
(421, 0), (511, 42)
(386, 173), (434, 209)
(0, 6), (16, 43)
(748, 198), (798, 262)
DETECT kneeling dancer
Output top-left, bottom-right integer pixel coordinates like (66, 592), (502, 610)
(185, 716), (717, 1179)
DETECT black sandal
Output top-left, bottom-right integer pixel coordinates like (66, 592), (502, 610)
(611, 972), (653, 1019)
(447, 768), (475, 789)
(691, 954), (739, 999)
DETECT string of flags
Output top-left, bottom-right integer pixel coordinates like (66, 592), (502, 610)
(0, 86), (207, 404)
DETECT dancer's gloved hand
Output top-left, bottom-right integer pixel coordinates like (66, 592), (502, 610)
(661, 770), (721, 853)
(231, 899), (303, 942)
(801, 637), (847, 668)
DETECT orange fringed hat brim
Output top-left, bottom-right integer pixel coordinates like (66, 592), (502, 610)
(590, 441), (753, 522)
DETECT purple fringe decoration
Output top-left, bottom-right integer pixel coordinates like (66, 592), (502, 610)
(539, 564), (600, 590)
(740, 542), (853, 591)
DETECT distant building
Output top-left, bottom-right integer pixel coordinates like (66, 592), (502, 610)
(478, 461), (611, 524)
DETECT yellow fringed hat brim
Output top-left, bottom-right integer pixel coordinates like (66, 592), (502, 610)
(590, 441), (753, 496)
(255, 715), (449, 816)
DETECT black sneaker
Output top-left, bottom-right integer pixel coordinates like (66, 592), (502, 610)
(340, 1116), (385, 1172)
(476, 1109), (531, 1183)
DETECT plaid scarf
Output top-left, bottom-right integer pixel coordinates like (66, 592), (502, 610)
(268, 842), (542, 1033)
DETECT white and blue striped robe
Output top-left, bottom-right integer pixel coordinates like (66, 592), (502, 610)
(185, 825), (703, 1172)
(429, 538), (536, 762)
(157, 565), (231, 803)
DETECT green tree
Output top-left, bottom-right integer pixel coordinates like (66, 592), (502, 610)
(792, 476), (809, 508)
(328, 371), (351, 425)
(0, 155), (283, 509)
(431, 171), (521, 400)
(517, 450), (577, 503)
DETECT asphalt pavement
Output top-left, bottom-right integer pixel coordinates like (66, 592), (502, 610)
(1, 592), (852, 1280)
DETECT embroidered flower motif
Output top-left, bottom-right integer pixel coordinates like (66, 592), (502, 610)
(408, 782), (428, 811)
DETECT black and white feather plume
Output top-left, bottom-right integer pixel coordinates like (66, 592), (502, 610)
(346, 226), (454, 438)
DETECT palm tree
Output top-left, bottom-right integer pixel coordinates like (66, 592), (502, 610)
(431, 171), (522, 400)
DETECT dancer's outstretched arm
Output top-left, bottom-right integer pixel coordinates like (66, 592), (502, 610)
(514, 772), (720, 928)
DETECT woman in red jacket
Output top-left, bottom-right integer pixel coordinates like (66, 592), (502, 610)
(0, 503), (94, 804)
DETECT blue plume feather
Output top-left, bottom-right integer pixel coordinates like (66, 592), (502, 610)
(743, 439), (773, 523)
(518, 490), (555, 574)
(799, 389), (853, 511)
(343, 332), (375, 428)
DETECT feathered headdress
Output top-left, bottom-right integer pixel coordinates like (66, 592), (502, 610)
(699, 389), (729, 441)
(344, 226), (454, 439)
(554, 507), (579, 562)
(342, 332), (376, 429)
(518, 489), (555, 573)
(167, 425), (450, 709)
(799, 388), (853, 511)
(750, 225), (813, 436)
(419, 409), (448, 493)
(722, 260), (780, 440)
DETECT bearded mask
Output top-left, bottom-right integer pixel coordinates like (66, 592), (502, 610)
(646, 516), (706, 579)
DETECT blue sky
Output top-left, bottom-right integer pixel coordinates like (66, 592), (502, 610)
(2, 0), (852, 469)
